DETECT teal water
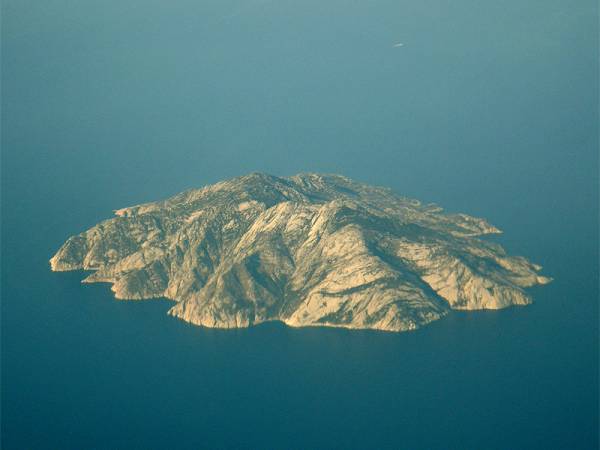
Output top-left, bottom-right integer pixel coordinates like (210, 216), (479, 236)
(2, 1), (598, 448)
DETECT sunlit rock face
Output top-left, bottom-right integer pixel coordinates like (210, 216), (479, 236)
(50, 173), (551, 332)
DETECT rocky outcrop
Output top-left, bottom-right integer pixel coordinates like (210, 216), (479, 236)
(50, 173), (551, 332)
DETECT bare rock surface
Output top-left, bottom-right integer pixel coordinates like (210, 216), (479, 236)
(50, 173), (551, 332)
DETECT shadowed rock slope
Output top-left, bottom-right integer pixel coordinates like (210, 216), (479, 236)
(50, 173), (551, 332)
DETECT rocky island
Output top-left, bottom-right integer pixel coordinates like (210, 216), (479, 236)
(50, 173), (551, 332)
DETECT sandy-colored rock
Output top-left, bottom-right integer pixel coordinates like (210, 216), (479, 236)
(50, 173), (551, 332)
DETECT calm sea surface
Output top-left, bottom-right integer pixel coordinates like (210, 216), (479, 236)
(2, 0), (598, 448)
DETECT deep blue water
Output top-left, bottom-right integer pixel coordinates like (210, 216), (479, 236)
(2, 0), (598, 449)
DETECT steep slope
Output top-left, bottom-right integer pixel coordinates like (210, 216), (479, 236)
(50, 173), (551, 332)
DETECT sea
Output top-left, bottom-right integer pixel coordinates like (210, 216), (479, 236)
(2, 0), (598, 448)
